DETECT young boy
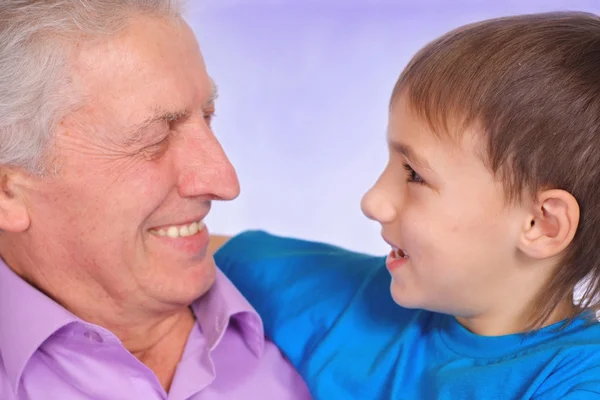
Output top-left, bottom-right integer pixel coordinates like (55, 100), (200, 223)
(213, 11), (600, 399)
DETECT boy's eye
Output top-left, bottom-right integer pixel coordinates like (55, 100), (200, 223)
(403, 163), (425, 185)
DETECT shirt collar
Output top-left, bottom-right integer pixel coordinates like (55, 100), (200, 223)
(0, 258), (266, 395)
(191, 268), (265, 357)
(0, 257), (79, 394)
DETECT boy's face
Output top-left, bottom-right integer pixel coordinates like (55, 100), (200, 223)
(361, 92), (530, 318)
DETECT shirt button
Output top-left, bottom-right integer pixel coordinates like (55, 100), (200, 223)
(84, 331), (104, 344)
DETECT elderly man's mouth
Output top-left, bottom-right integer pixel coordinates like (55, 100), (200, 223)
(148, 220), (206, 239)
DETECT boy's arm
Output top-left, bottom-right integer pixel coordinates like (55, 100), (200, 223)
(211, 230), (388, 370)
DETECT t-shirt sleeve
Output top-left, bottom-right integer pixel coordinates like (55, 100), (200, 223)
(533, 351), (600, 399)
(214, 230), (387, 369)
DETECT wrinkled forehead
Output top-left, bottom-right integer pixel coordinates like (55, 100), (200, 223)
(64, 15), (211, 133)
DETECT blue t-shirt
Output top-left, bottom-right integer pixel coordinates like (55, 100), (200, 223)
(214, 231), (600, 400)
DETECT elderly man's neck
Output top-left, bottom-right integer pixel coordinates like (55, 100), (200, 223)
(0, 245), (196, 392)
(110, 307), (196, 391)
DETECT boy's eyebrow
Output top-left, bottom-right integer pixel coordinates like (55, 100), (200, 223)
(389, 140), (433, 171)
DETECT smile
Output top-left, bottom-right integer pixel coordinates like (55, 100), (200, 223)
(149, 220), (205, 238)
(390, 246), (409, 259)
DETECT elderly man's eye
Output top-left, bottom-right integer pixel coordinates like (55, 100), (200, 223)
(204, 110), (216, 126)
(140, 135), (170, 160)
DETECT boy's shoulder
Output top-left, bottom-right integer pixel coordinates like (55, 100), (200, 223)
(215, 231), (600, 399)
(214, 230), (421, 361)
(530, 318), (600, 399)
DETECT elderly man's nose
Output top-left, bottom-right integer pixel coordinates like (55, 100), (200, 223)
(361, 186), (397, 224)
(177, 134), (240, 200)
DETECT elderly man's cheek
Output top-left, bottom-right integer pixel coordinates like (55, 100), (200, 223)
(93, 147), (169, 189)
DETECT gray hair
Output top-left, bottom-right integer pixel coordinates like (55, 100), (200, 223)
(0, 0), (182, 174)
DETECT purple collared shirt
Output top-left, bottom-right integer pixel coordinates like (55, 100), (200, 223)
(0, 259), (311, 400)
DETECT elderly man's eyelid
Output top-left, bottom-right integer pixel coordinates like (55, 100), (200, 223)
(204, 100), (215, 112)
(124, 110), (187, 146)
(125, 87), (216, 145)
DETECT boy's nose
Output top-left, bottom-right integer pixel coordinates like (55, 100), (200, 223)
(361, 186), (397, 224)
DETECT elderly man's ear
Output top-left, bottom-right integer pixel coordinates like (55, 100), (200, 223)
(0, 168), (30, 232)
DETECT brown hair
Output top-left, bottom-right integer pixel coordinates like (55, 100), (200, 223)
(391, 11), (600, 329)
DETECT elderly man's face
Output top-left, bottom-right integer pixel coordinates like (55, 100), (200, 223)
(19, 16), (239, 310)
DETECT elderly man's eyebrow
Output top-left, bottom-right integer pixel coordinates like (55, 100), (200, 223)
(123, 109), (188, 146)
(206, 78), (218, 107)
(389, 140), (433, 171)
(123, 80), (219, 146)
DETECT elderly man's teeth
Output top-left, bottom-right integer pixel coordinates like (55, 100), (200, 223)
(152, 221), (205, 238)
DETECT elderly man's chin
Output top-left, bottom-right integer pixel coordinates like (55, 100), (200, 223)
(145, 256), (217, 307)
(143, 223), (217, 303)
(172, 256), (217, 303)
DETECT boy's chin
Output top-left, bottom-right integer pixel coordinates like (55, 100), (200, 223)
(390, 282), (454, 314)
(390, 282), (425, 309)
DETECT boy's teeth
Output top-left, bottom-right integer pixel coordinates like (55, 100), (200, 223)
(151, 221), (205, 238)
(394, 248), (408, 258)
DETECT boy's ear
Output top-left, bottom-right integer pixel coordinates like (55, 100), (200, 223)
(518, 189), (579, 259)
(0, 168), (31, 233)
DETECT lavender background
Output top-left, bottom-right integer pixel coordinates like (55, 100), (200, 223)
(185, 1), (600, 256)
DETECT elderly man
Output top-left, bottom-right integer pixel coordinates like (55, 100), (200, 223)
(0, 1), (310, 399)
